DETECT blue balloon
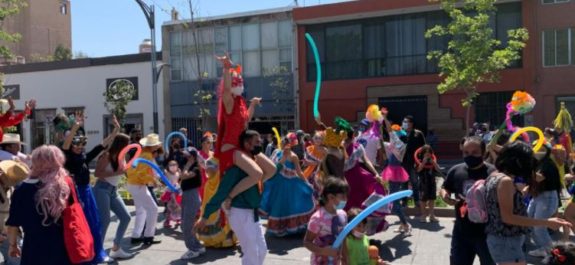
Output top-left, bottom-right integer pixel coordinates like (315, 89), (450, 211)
(165, 131), (189, 152)
(332, 190), (413, 249)
(132, 158), (179, 193)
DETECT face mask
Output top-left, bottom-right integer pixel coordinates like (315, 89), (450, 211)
(336, 200), (347, 210)
(231, 85), (244, 96)
(251, 145), (263, 156)
(173, 144), (181, 150)
(402, 122), (409, 130)
(464, 155), (484, 168)
(352, 230), (364, 239)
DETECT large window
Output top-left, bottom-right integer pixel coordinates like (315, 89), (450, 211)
(170, 20), (293, 81)
(543, 28), (574, 67)
(306, 2), (522, 81)
(542, 0), (569, 4)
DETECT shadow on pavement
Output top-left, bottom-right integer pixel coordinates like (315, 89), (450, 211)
(375, 233), (413, 262)
(410, 220), (445, 232)
(266, 233), (305, 256)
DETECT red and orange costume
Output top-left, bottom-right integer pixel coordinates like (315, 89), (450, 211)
(0, 107), (31, 140)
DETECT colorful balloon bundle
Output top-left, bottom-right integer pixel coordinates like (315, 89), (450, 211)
(505, 91), (536, 133)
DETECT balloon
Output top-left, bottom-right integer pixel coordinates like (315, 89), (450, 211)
(305, 33), (322, 120)
(131, 158), (179, 193)
(509, 126), (545, 152)
(118, 143), (142, 170)
(165, 131), (188, 152)
(414, 147), (438, 170)
(332, 190), (412, 249)
(272, 127), (282, 149)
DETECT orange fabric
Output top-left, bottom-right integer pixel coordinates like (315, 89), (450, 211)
(126, 151), (156, 185)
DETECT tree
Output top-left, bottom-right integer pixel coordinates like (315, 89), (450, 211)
(0, 0), (27, 60)
(425, 0), (529, 131)
(264, 66), (291, 112)
(103, 79), (136, 125)
(53, 44), (72, 61)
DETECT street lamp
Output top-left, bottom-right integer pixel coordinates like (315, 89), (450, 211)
(134, 0), (160, 133)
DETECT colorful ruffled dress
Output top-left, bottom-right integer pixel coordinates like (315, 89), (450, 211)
(303, 145), (326, 199)
(197, 157), (237, 248)
(260, 150), (315, 237)
(344, 143), (377, 211)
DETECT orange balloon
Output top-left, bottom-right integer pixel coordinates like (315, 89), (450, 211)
(118, 143), (142, 170)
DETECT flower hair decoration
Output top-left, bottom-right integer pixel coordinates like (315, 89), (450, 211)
(229, 65), (243, 88)
(552, 248), (567, 263)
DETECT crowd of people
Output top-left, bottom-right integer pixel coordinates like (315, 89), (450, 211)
(2, 55), (575, 265)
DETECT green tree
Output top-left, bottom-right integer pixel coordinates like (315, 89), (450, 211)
(264, 66), (291, 112)
(103, 79), (136, 125)
(53, 44), (72, 61)
(425, 0), (529, 131)
(0, 0), (26, 60)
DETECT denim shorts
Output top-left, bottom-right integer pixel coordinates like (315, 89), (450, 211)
(486, 234), (526, 263)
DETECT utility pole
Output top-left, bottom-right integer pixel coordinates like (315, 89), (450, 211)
(134, 0), (159, 133)
(188, 0), (207, 130)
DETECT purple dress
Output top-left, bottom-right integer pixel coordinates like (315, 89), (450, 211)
(343, 143), (377, 211)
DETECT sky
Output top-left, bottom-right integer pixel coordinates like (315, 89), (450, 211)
(72, 0), (350, 58)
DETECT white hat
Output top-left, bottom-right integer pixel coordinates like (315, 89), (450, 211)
(139, 133), (162, 147)
(0, 133), (25, 145)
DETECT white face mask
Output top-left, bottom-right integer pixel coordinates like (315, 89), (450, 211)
(231, 85), (244, 96)
(352, 230), (364, 239)
(402, 122), (410, 130)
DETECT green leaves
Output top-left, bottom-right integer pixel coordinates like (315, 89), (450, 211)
(104, 79), (136, 123)
(426, 0), (529, 107)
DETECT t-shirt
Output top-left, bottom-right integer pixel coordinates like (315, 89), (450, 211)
(356, 134), (381, 166)
(442, 162), (496, 237)
(181, 162), (202, 191)
(345, 235), (370, 265)
(64, 144), (105, 186)
(6, 179), (72, 265)
(307, 207), (347, 265)
(402, 129), (426, 171)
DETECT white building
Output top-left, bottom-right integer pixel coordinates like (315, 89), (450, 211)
(0, 53), (166, 152)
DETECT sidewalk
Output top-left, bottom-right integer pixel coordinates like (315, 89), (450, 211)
(1, 207), (551, 265)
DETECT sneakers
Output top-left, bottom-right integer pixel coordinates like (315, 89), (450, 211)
(180, 248), (206, 260)
(110, 248), (134, 260)
(98, 256), (114, 264)
(143, 237), (162, 246)
(528, 248), (549, 258)
(429, 216), (439, 222)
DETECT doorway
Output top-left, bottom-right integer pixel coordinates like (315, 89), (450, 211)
(379, 96), (428, 133)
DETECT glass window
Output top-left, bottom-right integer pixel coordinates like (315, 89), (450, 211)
(170, 32), (183, 81)
(243, 51), (260, 77)
(262, 50), (279, 74)
(278, 20), (293, 47)
(242, 24), (260, 50)
(543, 0), (569, 4)
(363, 21), (385, 77)
(325, 24), (362, 79)
(556, 29), (570, 65)
(496, 3), (522, 46)
(544, 30), (556, 66)
(385, 14), (427, 76)
(280, 48), (291, 63)
(261, 22), (278, 49)
(230, 25), (242, 51)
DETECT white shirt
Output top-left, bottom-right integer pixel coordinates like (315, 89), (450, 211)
(356, 134), (381, 165)
(0, 150), (31, 167)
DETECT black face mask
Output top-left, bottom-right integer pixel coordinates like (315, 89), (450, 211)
(173, 144), (181, 150)
(464, 155), (484, 169)
(251, 145), (263, 156)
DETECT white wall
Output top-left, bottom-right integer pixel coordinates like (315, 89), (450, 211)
(4, 61), (165, 152)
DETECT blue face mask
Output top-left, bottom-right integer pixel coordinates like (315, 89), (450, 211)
(336, 200), (347, 210)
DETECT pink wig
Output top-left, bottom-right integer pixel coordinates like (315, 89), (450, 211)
(32, 145), (70, 226)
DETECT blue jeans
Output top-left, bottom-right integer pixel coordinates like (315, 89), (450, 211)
(93, 180), (131, 246)
(389, 181), (408, 225)
(181, 188), (203, 251)
(486, 235), (526, 264)
(527, 190), (558, 250)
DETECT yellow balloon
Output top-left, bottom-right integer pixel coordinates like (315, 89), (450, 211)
(272, 127), (282, 149)
(509, 126), (545, 152)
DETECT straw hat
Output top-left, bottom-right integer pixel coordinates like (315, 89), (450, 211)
(0, 133), (25, 145)
(139, 133), (162, 147)
(0, 160), (30, 187)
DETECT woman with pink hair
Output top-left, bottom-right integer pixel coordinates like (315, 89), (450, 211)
(6, 145), (73, 265)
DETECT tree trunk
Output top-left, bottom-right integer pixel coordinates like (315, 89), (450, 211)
(465, 104), (471, 136)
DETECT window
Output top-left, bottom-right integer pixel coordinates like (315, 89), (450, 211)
(169, 32), (183, 81)
(542, 0), (569, 4)
(242, 24), (260, 50)
(475, 92), (524, 127)
(60, 3), (67, 15)
(106, 77), (139, 100)
(305, 3), (522, 81)
(31, 109), (57, 148)
(261, 22), (278, 49)
(543, 28), (572, 67)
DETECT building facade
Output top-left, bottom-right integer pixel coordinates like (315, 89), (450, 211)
(3, 0), (72, 63)
(294, 0), (575, 157)
(162, 7), (296, 141)
(0, 53), (165, 152)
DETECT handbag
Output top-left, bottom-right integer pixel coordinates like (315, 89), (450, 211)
(63, 177), (95, 264)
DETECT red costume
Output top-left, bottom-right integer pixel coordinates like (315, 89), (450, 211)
(0, 109), (30, 140)
(215, 70), (249, 176)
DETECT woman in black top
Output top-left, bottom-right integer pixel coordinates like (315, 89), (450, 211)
(61, 113), (120, 264)
(180, 150), (205, 260)
(526, 144), (563, 258)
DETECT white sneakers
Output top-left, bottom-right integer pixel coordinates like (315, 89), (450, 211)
(180, 247), (206, 260)
(528, 248), (549, 258)
(110, 248), (134, 259)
